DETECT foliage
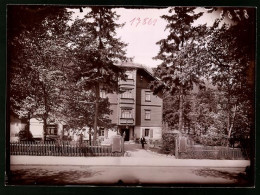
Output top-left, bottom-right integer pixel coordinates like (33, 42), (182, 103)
(68, 7), (129, 142)
(162, 93), (179, 128)
(162, 92), (192, 132)
(151, 7), (206, 133)
(202, 8), (255, 141)
(179, 146), (245, 160)
(189, 89), (226, 145)
(8, 6), (72, 140)
(18, 125), (34, 141)
(155, 8), (254, 149)
(8, 6), (129, 143)
(161, 132), (177, 155)
(68, 7), (128, 91)
(62, 84), (113, 130)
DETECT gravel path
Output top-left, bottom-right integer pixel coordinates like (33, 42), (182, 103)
(124, 143), (175, 158)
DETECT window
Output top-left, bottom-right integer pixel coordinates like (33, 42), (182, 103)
(46, 124), (57, 135)
(145, 91), (151, 101)
(100, 89), (106, 98)
(145, 129), (150, 137)
(121, 89), (132, 99)
(100, 129), (105, 136)
(121, 108), (132, 118)
(145, 110), (151, 120)
(126, 71), (133, 79)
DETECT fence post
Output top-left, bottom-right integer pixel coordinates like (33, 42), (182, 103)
(175, 136), (179, 159)
(121, 137), (124, 155)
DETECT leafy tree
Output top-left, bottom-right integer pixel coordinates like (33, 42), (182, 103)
(61, 82), (114, 142)
(203, 8), (255, 143)
(190, 89), (227, 145)
(162, 93), (179, 129)
(151, 7), (205, 133)
(8, 6), (72, 141)
(162, 91), (192, 134)
(68, 7), (128, 143)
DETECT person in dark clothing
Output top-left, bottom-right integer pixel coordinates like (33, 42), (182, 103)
(140, 136), (146, 149)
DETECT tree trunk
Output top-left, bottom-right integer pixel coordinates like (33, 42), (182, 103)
(89, 127), (92, 146)
(27, 112), (31, 140)
(179, 85), (184, 133)
(226, 86), (231, 146)
(227, 110), (230, 136)
(228, 104), (237, 139)
(41, 82), (48, 142)
(43, 116), (47, 142)
(61, 125), (64, 141)
(93, 84), (100, 145)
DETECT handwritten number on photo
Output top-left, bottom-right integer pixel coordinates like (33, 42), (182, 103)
(130, 18), (157, 27)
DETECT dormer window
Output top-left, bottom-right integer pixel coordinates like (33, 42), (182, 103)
(126, 71), (133, 79)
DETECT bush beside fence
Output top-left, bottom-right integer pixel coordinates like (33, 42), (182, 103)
(10, 141), (123, 157)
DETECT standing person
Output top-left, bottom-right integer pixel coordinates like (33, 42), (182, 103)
(140, 136), (146, 149)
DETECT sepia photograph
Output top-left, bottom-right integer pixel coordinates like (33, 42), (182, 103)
(6, 5), (255, 187)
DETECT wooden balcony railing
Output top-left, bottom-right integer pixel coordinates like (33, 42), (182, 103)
(119, 118), (134, 125)
(119, 79), (134, 85)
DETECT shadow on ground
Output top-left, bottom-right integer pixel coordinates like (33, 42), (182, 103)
(192, 168), (249, 185)
(7, 168), (103, 185)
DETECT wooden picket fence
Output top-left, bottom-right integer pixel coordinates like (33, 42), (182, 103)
(179, 145), (245, 160)
(10, 141), (123, 157)
(217, 147), (245, 160)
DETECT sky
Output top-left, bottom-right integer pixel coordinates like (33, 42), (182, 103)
(70, 7), (222, 68)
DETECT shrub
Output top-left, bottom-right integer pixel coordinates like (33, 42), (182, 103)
(18, 125), (34, 141)
(161, 132), (177, 155)
(192, 133), (227, 146)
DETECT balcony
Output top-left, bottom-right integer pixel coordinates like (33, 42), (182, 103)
(119, 98), (135, 104)
(119, 118), (134, 125)
(119, 79), (134, 86)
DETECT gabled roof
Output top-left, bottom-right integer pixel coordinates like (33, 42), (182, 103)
(116, 62), (158, 80)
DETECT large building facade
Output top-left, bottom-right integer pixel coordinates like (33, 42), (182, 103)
(102, 62), (163, 141)
(10, 63), (163, 142)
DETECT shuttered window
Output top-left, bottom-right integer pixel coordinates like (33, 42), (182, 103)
(145, 129), (149, 136)
(142, 128), (153, 138)
(46, 125), (57, 135)
(150, 129), (153, 138)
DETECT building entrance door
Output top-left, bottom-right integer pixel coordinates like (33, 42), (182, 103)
(121, 128), (130, 141)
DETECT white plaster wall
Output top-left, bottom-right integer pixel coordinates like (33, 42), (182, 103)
(30, 118), (43, 139)
(108, 130), (117, 138)
(10, 119), (26, 142)
(134, 126), (141, 138)
(151, 127), (162, 140)
(140, 126), (162, 140)
(57, 123), (63, 138)
(82, 127), (90, 140)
